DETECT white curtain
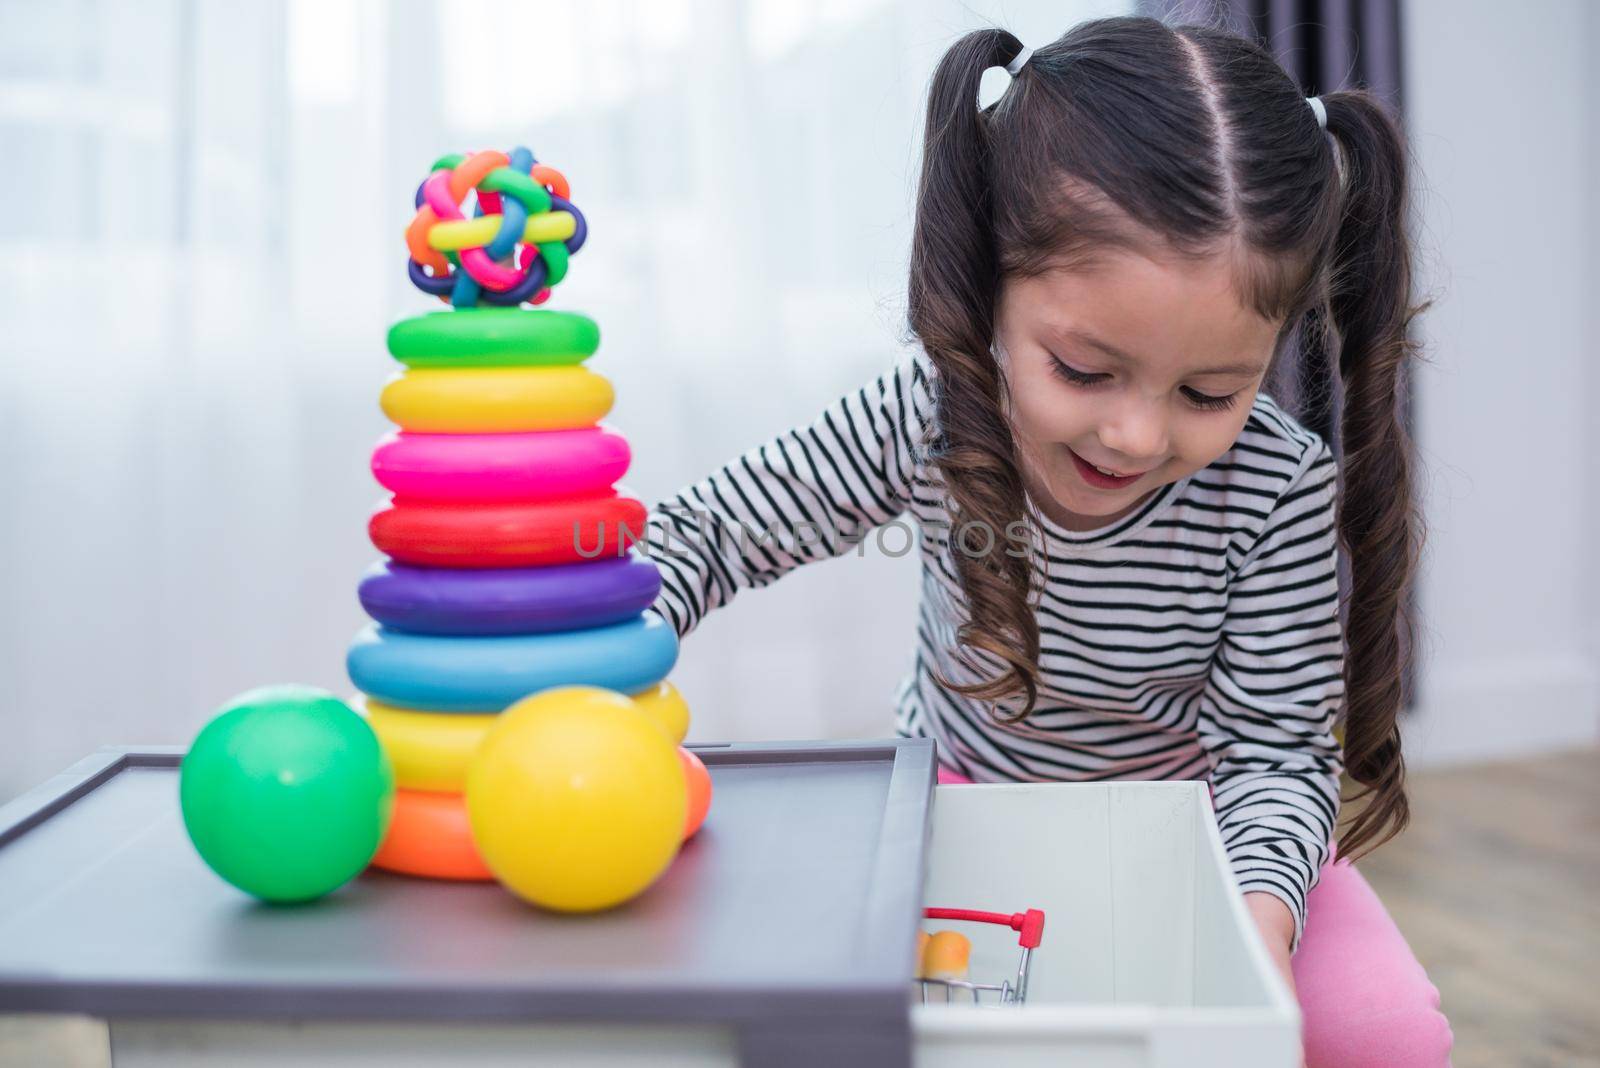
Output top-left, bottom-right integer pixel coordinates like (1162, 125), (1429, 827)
(0, 0), (1130, 801)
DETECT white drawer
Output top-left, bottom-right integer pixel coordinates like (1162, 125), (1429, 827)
(913, 781), (1299, 1068)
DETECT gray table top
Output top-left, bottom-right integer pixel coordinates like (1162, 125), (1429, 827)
(0, 739), (934, 1031)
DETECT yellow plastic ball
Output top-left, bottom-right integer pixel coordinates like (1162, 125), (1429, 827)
(631, 680), (690, 745)
(465, 686), (687, 912)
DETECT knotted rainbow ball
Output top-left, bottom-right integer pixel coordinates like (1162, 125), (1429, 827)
(405, 146), (588, 309)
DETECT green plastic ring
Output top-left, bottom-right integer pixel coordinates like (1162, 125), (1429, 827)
(387, 309), (601, 368)
(537, 241), (569, 287)
(479, 167), (553, 217)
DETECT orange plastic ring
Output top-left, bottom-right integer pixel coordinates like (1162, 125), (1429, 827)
(369, 788), (493, 881)
(448, 150), (509, 203)
(405, 209), (449, 276)
(530, 164), (569, 200)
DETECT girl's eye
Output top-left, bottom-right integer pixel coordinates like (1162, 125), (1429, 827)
(1050, 354), (1240, 412)
(1049, 358), (1109, 387)
(1181, 386), (1239, 411)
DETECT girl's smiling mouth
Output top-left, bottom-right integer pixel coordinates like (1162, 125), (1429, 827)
(1065, 446), (1149, 490)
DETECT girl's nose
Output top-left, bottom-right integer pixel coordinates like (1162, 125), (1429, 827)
(1097, 400), (1169, 464)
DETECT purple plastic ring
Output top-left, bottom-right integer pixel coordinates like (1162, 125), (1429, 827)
(358, 555), (662, 636)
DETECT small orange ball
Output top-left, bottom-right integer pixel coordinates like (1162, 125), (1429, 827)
(679, 747), (713, 839)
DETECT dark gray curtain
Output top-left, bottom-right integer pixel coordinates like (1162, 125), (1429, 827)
(1156, 0), (1403, 104)
(1142, 0), (1416, 708)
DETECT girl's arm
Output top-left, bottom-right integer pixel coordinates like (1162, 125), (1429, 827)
(1198, 441), (1344, 953)
(643, 351), (933, 637)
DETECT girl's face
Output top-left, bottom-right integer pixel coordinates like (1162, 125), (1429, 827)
(994, 248), (1280, 531)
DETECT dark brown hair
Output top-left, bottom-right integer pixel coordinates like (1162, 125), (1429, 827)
(906, 15), (1421, 858)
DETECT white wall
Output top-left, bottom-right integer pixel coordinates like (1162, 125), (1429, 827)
(1403, 0), (1600, 764)
(0, 0), (1131, 803)
(1587, 3), (1600, 730)
(3, 0), (1594, 803)
(1591, 4), (1600, 687)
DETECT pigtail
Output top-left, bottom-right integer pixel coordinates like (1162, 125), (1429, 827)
(908, 29), (1042, 720)
(1320, 91), (1423, 858)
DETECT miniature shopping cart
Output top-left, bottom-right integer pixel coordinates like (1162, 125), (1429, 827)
(916, 906), (1047, 1006)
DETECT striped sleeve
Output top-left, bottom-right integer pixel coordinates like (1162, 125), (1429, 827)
(1197, 440), (1344, 949)
(643, 351), (932, 637)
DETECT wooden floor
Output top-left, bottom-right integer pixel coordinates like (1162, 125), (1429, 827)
(1358, 748), (1600, 1068)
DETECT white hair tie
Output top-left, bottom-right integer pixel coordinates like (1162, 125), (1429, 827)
(1307, 96), (1327, 130)
(1005, 46), (1033, 76)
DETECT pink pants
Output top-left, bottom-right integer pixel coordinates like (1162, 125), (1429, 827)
(935, 765), (1453, 1067)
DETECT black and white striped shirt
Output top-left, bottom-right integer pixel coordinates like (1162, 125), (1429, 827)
(644, 348), (1343, 941)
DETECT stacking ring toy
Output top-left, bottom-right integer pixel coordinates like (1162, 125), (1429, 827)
(370, 493), (646, 568)
(371, 428), (631, 503)
(404, 147), (588, 309)
(388, 309), (599, 368)
(357, 556), (662, 636)
(363, 700), (496, 792)
(346, 614), (679, 713)
(379, 367), (614, 433)
(369, 789), (493, 881)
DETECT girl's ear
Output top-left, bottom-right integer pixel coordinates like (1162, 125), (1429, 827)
(1320, 90), (1423, 859)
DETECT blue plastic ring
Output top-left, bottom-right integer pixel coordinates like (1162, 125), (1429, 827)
(346, 613), (678, 713)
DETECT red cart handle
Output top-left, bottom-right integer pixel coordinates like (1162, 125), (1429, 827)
(923, 907), (1046, 949)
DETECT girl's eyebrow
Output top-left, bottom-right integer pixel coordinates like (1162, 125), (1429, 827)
(1056, 327), (1266, 378)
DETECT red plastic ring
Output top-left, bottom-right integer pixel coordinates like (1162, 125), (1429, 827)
(369, 493), (647, 568)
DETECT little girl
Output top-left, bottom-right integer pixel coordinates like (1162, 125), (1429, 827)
(643, 16), (1450, 1067)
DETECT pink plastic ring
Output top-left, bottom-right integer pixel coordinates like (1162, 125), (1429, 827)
(371, 427), (631, 502)
(421, 170), (462, 220)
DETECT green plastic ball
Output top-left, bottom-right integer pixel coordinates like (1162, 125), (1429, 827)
(180, 685), (395, 902)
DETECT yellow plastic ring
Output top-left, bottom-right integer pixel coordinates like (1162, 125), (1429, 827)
(365, 700), (496, 793)
(365, 683), (689, 791)
(379, 366), (614, 433)
(632, 681), (690, 745)
(428, 211), (578, 252)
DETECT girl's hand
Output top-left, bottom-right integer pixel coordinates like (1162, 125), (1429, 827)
(1244, 892), (1305, 1065)
(1243, 891), (1297, 992)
